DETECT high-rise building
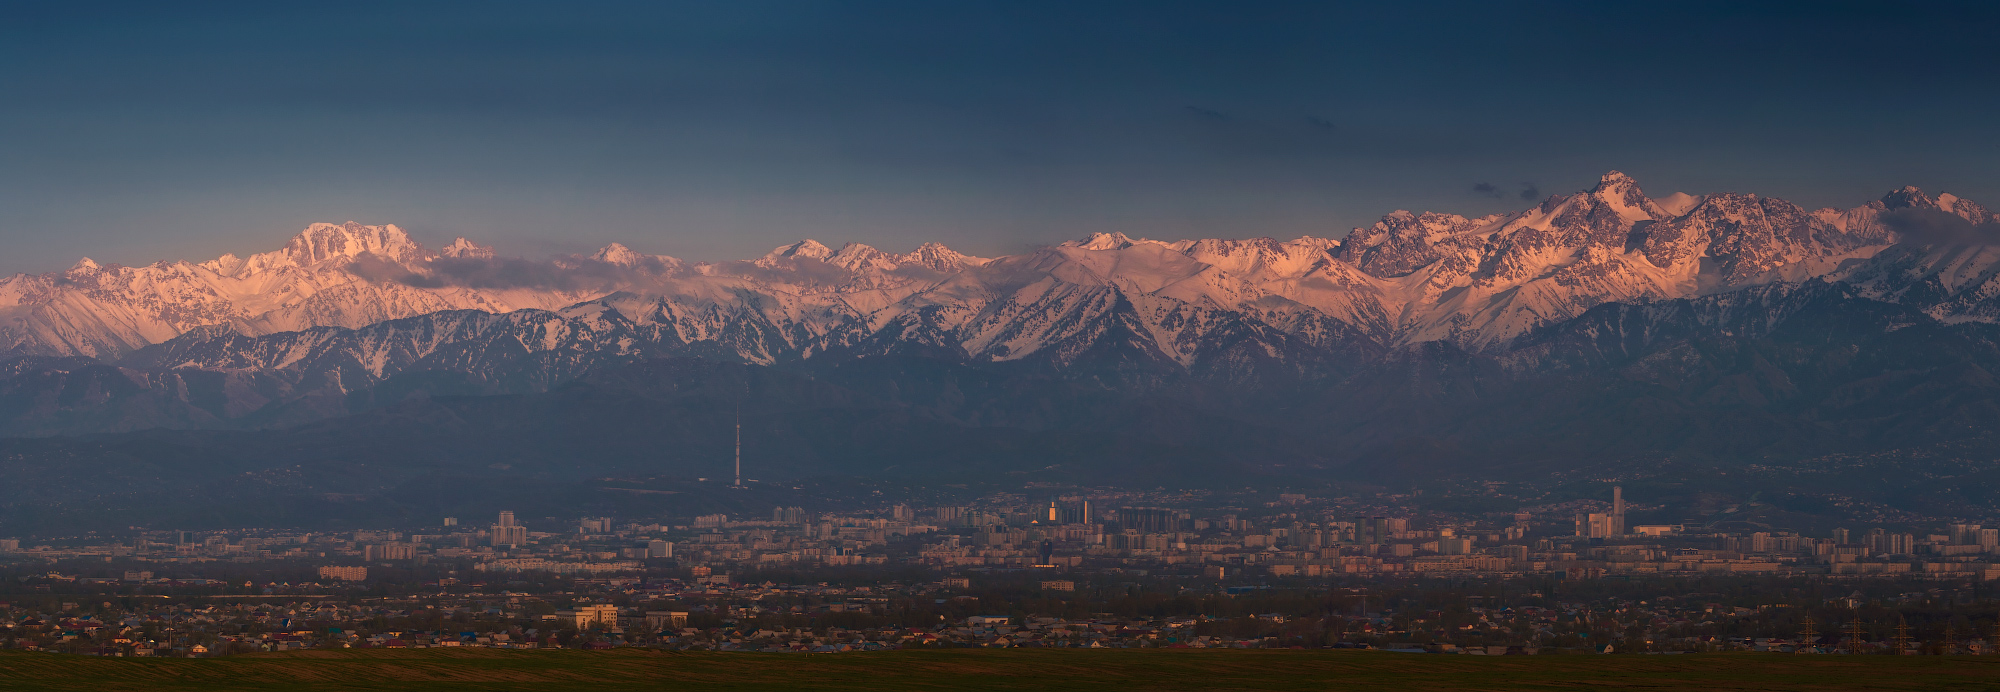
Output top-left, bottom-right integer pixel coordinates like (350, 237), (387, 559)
(1116, 508), (1185, 533)
(1326, 521), (1357, 543)
(1774, 532), (1801, 553)
(492, 511), (528, 547)
(1059, 499), (1093, 525)
(443, 517), (458, 527)
(1861, 529), (1914, 555)
(1831, 528), (1851, 544)
(363, 543), (415, 561)
(1575, 513), (1615, 539)
(648, 540), (674, 559)
(1611, 486), (1626, 536)
(1888, 532), (1915, 555)
(1951, 524), (1981, 544)
(1749, 532), (1773, 553)
(1360, 517), (1392, 544)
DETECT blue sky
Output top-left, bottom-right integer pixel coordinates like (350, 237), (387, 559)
(2, 1), (1997, 273)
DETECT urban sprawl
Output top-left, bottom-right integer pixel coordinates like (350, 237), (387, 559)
(3, 487), (2000, 657)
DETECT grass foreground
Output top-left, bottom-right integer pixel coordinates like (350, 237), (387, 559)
(2, 648), (1999, 691)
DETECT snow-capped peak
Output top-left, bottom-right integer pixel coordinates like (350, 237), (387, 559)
(901, 242), (987, 270)
(761, 239), (835, 263)
(201, 254), (245, 275)
(1652, 192), (1704, 217)
(281, 222), (424, 266)
(822, 243), (895, 272)
(1067, 232), (1138, 251)
(591, 242), (644, 266)
(442, 237), (496, 260)
(1880, 186), (1935, 210)
(1586, 170), (1667, 222)
(68, 257), (101, 273)
(1595, 170), (1637, 188)
(1933, 193), (1996, 224)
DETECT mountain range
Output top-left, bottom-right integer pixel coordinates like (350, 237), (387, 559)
(5, 173), (1997, 412)
(5, 172), (2000, 530)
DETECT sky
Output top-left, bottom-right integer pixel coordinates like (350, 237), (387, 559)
(2, 1), (1998, 274)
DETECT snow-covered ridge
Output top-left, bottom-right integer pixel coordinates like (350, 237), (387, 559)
(0, 221), (990, 360)
(2, 174), (1996, 368)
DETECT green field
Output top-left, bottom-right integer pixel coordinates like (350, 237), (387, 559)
(2, 649), (1999, 691)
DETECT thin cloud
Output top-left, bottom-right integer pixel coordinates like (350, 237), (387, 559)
(715, 257), (858, 286)
(346, 254), (677, 292)
(1880, 207), (2000, 246)
(1471, 182), (1537, 200)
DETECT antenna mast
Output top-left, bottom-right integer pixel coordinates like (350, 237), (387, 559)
(734, 401), (742, 488)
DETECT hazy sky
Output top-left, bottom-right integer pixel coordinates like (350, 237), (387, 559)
(3, 1), (1998, 274)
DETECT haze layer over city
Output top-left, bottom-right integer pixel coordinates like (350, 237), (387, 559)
(4, 2), (2000, 689)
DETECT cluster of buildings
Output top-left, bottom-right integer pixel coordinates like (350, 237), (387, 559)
(580, 489), (2000, 581)
(4, 488), (2000, 584)
(0, 577), (1320, 655)
(7, 570), (1998, 657)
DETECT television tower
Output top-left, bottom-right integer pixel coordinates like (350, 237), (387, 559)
(734, 401), (742, 488)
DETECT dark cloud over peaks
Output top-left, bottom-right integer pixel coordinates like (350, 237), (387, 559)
(1471, 182), (1539, 200)
(1880, 207), (2000, 246)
